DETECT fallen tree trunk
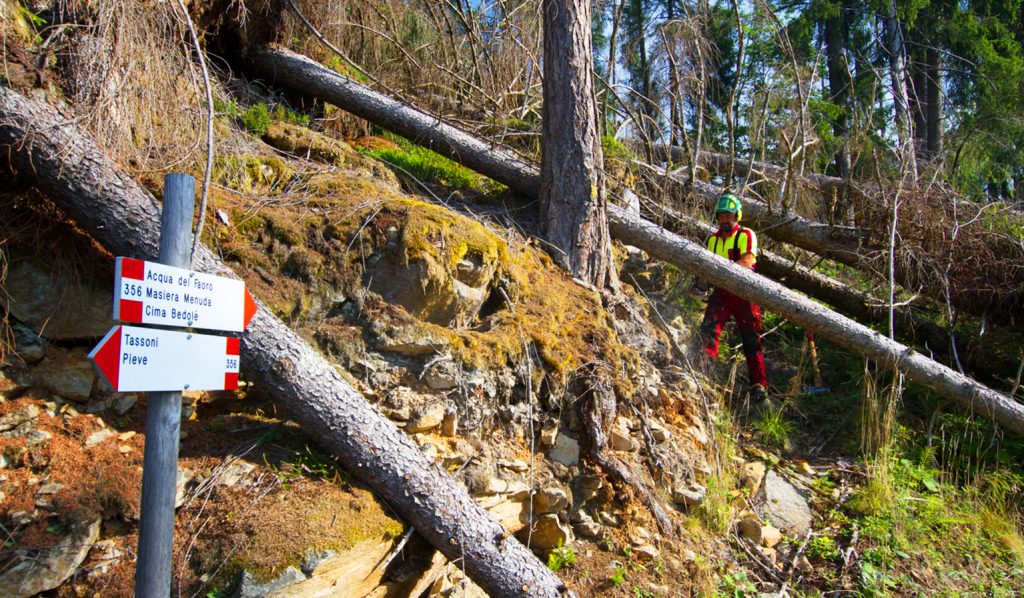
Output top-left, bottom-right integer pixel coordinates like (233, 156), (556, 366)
(656, 205), (1012, 382)
(649, 146), (852, 196)
(239, 47), (1024, 435)
(0, 87), (565, 597)
(607, 204), (1024, 436)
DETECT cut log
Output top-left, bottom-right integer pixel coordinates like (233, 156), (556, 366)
(0, 87), (565, 597)
(236, 47), (1024, 435)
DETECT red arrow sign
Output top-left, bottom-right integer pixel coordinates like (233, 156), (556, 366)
(89, 325), (241, 392)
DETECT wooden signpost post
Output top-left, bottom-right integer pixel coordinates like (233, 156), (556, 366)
(87, 174), (256, 597)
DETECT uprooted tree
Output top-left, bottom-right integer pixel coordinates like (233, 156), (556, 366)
(241, 45), (1024, 436)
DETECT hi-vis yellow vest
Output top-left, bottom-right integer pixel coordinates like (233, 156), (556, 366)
(707, 225), (757, 268)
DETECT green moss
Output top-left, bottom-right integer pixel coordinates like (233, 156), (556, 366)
(241, 103), (271, 136)
(213, 155), (294, 194)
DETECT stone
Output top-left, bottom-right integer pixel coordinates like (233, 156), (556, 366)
(736, 517), (762, 542)
(672, 483), (707, 510)
(598, 511), (622, 527)
(10, 510), (34, 526)
(629, 527), (651, 546)
(118, 445), (133, 454)
(572, 512), (602, 538)
(497, 459), (529, 472)
(85, 428), (116, 448)
(34, 347), (95, 402)
(649, 420), (671, 442)
(237, 566), (307, 598)
(10, 321), (46, 364)
(633, 544), (660, 561)
(740, 461), (767, 494)
(117, 431), (136, 442)
(0, 516), (100, 597)
(796, 461), (816, 477)
(37, 481), (62, 495)
(686, 424), (708, 446)
(521, 514), (572, 550)
(4, 258), (111, 340)
(539, 423), (559, 447)
(0, 404), (39, 432)
(609, 419), (636, 452)
(760, 524), (783, 548)
(532, 487), (569, 514)
(215, 461), (255, 488)
(440, 409), (458, 437)
(548, 433), (580, 466)
(112, 394), (138, 415)
(423, 359), (459, 390)
(761, 470), (813, 535)
(405, 402), (446, 433)
(175, 468), (193, 509)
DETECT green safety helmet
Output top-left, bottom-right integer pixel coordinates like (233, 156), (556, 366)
(715, 193), (742, 221)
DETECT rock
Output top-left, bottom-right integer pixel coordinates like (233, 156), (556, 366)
(112, 394), (138, 415)
(237, 566), (307, 598)
(4, 258), (111, 340)
(423, 359), (459, 390)
(405, 402), (446, 433)
(0, 404), (39, 432)
(440, 409), (458, 437)
(10, 321), (46, 364)
(85, 428), (116, 448)
(532, 487), (569, 514)
(0, 516), (101, 597)
(629, 527), (651, 546)
(736, 517), (762, 542)
(10, 510), (34, 526)
(686, 424), (708, 446)
(497, 459), (528, 473)
(37, 481), (62, 495)
(572, 512), (602, 538)
(796, 555), (813, 573)
(215, 461), (255, 488)
(598, 511), (622, 527)
(672, 483), (707, 510)
(649, 420), (670, 442)
(522, 514), (572, 550)
(539, 423), (559, 447)
(576, 474), (603, 502)
(548, 433), (580, 466)
(633, 544), (660, 561)
(34, 347), (95, 402)
(609, 418), (636, 452)
(760, 524), (782, 548)
(740, 461), (767, 494)
(761, 470), (813, 535)
(118, 445), (133, 454)
(796, 461), (816, 477)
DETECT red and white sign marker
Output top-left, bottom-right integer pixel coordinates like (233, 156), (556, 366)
(114, 257), (257, 333)
(88, 325), (241, 392)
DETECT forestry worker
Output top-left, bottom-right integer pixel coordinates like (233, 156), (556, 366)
(699, 193), (769, 402)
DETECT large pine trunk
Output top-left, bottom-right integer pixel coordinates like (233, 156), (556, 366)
(541, 0), (616, 288)
(606, 205), (1024, 436)
(240, 46), (1024, 436)
(0, 86), (566, 598)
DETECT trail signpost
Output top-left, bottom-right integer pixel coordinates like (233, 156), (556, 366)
(113, 257), (257, 332)
(85, 174), (257, 598)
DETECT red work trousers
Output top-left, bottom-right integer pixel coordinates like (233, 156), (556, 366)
(700, 288), (768, 387)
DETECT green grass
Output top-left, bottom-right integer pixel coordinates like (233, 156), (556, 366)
(546, 539), (576, 572)
(359, 132), (503, 194)
(752, 404), (797, 449)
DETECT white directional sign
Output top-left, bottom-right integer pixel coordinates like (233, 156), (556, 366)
(88, 325), (241, 392)
(114, 257), (257, 332)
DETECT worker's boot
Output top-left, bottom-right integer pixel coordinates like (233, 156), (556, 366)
(749, 383), (769, 403)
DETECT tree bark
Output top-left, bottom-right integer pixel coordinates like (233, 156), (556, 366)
(885, 1), (918, 182)
(541, 0), (616, 288)
(823, 7), (850, 179)
(606, 205), (1024, 436)
(0, 86), (566, 598)
(234, 48), (1024, 434)
(925, 45), (942, 158)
